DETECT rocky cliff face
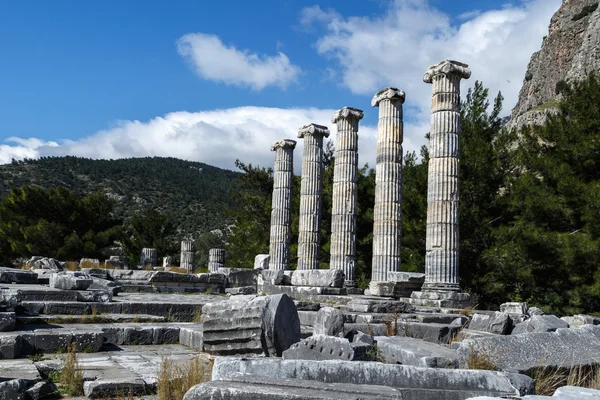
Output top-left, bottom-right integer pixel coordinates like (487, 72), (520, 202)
(509, 0), (600, 131)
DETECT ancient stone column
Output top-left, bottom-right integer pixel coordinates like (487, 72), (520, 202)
(329, 107), (364, 287)
(297, 124), (330, 270)
(268, 139), (297, 270)
(371, 88), (406, 282)
(180, 240), (195, 272)
(141, 248), (157, 267)
(423, 60), (471, 292)
(208, 248), (225, 272)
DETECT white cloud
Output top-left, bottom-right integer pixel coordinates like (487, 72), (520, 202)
(0, 107), (430, 173)
(177, 33), (301, 90)
(302, 0), (561, 150)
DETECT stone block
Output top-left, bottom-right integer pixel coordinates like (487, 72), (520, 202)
(110, 269), (155, 281)
(211, 358), (536, 399)
(527, 307), (544, 316)
(375, 336), (459, 368)
(283, 335), (355, 361)
(89, 277), (121, 296)
(26, 257), (62, 270)
(346, 329), (374, 345)
(72, 330), (104, 352)
(347, 298), (414, 314)
(0, 333), (22, 359)
(0, 311), (16, 332)
(343, 323), (388, 337)
(83, 378), (147, 399)
(179, 324), (203, 350)
(409, 290), (471, 308)
(34, 329), (73, 353)
(260, 269), (285, 285)
(512, 314), (569, 334)
(153, 325), (181, 344)
(0, 287), (21, 309)
(49, 271), (93, 290)
(500, 302), (528, 315)
(80, 268), (109, 279)
(202, 294), (300, 356)
(457, 325), (600, 372)
(294, 301), (320, 311)
(469, 312), (512, 335)
(398, 321), (461, 344)
(254, 254), (270, 269)
(77, 289), (113, 303)
(219, 268), (258, 287)
(0, 379), (26, 400)
(297, 310), (318, 326)
(313, 307), (344, 336)
(561, 314), (600, 328)
(290, 269), (345, 288)
(0, 267), (38, 284)
(226, 286), (256, 295)
(26, 381), (56, 400)
(369, 281), (395, 297)
(44, 302), (91, 315)
(185, 375), (403, 399)
(553, 386), (600, 398)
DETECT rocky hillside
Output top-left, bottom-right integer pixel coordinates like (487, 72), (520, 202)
(509, 0), (600, 131)
(0, 156), (239, 236)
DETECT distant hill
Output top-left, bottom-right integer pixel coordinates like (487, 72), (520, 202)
(0, 156), (240, 237)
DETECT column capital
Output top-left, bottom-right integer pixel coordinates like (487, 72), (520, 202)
(371, 87), (406, 107)
(423, 60), (471, 83)
(298, 123), (330, 139)
(331, 107), (364, 124)
(270, 139), (297, 151)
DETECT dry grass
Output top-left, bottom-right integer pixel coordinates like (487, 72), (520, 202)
(459, 303), (478, 318)
(384, 312), (399, 336)
(18, 263), (32, 270)
(143, 264), (154, 270)
(64, 261), (81, 271)
(157, 356), (213, 400)
(59, 344), (84, 396)
(466, 344), (497, 371)
(532, 365), (600, 396)
(79, 260), (100, 269)
(193, 307), (203, 323)
(167, 266), (189, 274)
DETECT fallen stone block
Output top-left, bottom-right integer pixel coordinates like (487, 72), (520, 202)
(297, 310), (318, 326)
(254, 254), (270, 269)
(500, 302), (528, 315)
(294, 301), (320, 311)
(202, 294), (300, 356)
(0, 267), (39, 284)
(225, 286), (256, 295)
(89, 277), (121, 296)
(0, 333), (22, 359)
(561, 314), (600, 328)
(260, 269), (285, 285)
(369, 281), (396, 297)
(83, 378), (147, 399)
(457, 325), (600, 372)
(49, 271), (93, 290)
(347, 298), (414, 314)
(283, 335), (355, 361)
(553, 386), (600, 398)
(77, 289), (113, 302)
(26, 257), (62, 270)
(180, 324), (203, 350)
(211, 357), (535, 399)
(219, 268), (258, 287)
(80, 267), (109, 279)
(375, 336), (459, 368)
(110, 269), (155, 281)
(398, 321), (461, 344)
(0, 379), (27, 400)
(25, 381), (56, 400)
(0, 311), (16, 332)
(469, 312), (512, 335)
(343, 323), (388, 337)
(185, 375), (403, 399)
(511, 314), (569, 334)
(0, 287), (21, 309)
(313, 306), (344, 336)
(290, 269), (345, 288)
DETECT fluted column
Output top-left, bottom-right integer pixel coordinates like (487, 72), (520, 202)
(423, 60), (471, 292)
(268, 139), (297, 270)
(208, 248), (224, 272)
(329, 107), (364, 287)
(141, 248), (157, 267)
(180, 240), (195, 272)
(371, 88), (406, 282)
(297, 124), (330, 270)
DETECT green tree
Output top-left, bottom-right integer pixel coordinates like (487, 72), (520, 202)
(484, 74), (600, 314)
(0, 185), (122, 262)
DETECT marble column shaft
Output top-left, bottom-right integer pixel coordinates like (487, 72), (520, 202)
(297, 124), (330, 270)
(180, 240), (195, 272)
(371, 88), (406, 282)
(330, 107), (364, 287)
(208, 248), (224, 272)
(423, 60), (471, 291)
(141, 248), (157, 267)
(268, 139), (297, 270)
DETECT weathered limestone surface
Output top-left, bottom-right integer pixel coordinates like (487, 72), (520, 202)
(0, 267), (39, 284)
(420, 60), (471, 297)
(297, 123), (329, 270)
(457, 325), (600, 372)
(511, 314), (569, 335)
(218, 268), (258, 287)
(208, 248), (225, 273)
(282, 335), (355, 361)
(49, 271), (93, 291)
(371, 88), (406, 282)
(180, 240), (195, 272)
(25, 256), (62, 270)
(347, 298), (414, 314)
(254, 254), (270, 269)
(201, 294), (300, 356)
(562, 314), (600, 328)
(330, 107), (364, 287)
(141, 248), (158, 267)
(290, 269), (344, 287)
(269, 139), (297, 270)
(211, 358), (535, 399)
(313, 306), (344, 336)
(469, 312), (513, 335)
(375, 336), (459, 368)
(185, 375), (403, 400)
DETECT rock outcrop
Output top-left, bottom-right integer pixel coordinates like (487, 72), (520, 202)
(509, 0), (600, 131)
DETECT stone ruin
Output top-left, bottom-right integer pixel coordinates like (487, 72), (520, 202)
(1, 59), (599, 399)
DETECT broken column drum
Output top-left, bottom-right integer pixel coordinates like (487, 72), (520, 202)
(180, 240), (195, 272)
(297, 124), (330, 270)
(371, 88), (406, 282)
(140, 248), (157, 267)
(330, 107), (364, 287)
(268, 139), (297, 270)
(208, 248), (225, 273)
(423, 60), (471, 292)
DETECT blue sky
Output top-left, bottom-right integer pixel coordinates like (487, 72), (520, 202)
(0, 0), (561, 171)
